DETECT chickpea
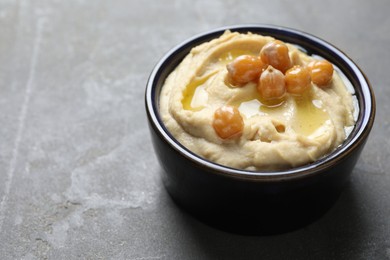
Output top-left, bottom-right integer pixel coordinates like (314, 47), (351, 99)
(258, 66), (286, 104)
(226, 55), (266, 85)
(212, 106), (244, 139)
(308, 60), (334, 87)
(260, 40), (292, 73)
(285, 65), (311, 95)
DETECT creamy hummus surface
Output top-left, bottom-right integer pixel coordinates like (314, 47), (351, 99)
(160, 31), (356, 170)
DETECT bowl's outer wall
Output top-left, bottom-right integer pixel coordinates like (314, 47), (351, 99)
(146, 25), (375, 234)
(148, 114), (367, 233)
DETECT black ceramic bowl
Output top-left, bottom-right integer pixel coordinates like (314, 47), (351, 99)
(145, 25), (375, 235)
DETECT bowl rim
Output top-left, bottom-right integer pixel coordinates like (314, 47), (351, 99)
(145, 24), (376, 181)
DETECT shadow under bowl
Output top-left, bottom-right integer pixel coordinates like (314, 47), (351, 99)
(145, 24), (375, 235)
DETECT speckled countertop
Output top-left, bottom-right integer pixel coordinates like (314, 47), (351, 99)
(0, 0), (389, 259)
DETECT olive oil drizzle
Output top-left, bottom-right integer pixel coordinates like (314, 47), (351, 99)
(230, 87), (329, 136)
(292, 93), (329, 136)
(182, 73), (215, 111)
(182, 48), (330, 136)
(182, 49), (255, 111)
(218, 49), (256, 63)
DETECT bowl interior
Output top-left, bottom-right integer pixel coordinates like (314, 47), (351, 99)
(146, 24), (375, 179)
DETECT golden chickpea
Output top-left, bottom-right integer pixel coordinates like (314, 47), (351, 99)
(258, 66), (286, 104)
(226, 55), (266, 85)
(260, 40), (292, 73)
(212, 106), (244, 139)
(285, 65), (311, 95)
(308, 60), (334, 87)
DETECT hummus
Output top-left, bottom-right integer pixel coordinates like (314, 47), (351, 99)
(160, 31), (356, 170)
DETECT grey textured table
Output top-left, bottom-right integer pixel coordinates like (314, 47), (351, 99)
(0, 0), (389, 259)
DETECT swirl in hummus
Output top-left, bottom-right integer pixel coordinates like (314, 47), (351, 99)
(160, 31), (356, 171)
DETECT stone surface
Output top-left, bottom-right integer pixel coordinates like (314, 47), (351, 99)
(0, 0), (389, 259)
